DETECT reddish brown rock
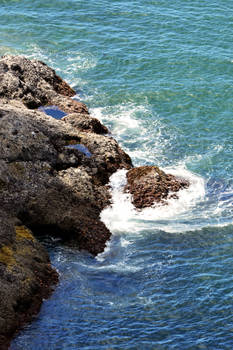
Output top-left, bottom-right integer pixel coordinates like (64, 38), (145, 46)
(125, 166), (189, 209)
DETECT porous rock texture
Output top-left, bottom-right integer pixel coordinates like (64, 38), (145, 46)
(62, 112), (109, 134)
(0, 214), (58, 350)
(0, 55), (189, 348)
(0, 99), (118, 252)
(0, 54), (87, 113)
(125, 166), (189, 209)
(0, 55), (132, 348)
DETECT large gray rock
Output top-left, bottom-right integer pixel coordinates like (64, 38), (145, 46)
(0, 56), (133, 348)
(0, 99), (121, 253)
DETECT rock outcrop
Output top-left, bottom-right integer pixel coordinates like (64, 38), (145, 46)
(0, 99), (112, 253)
(0, 54), (87, 113)
(0, 55), (132, 348)
(0, 55), (189, 348)
(0, 56), (132, 252)
(125, 166), (189, 209)
(0, 213), (58, 349)
(62, 112), (109, 134)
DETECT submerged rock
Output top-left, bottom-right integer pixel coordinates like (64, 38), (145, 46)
(125, 166), (189, 209)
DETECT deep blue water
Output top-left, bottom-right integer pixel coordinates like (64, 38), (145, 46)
(1, 0), (233, 349)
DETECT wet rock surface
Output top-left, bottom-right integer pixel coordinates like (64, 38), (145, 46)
(0, 56), (132, 348)
(125, 166), (190, 209)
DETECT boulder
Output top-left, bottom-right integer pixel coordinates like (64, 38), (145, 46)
(125, 166), (189, 209)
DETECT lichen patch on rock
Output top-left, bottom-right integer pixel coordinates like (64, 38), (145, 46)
(15, 226), (35, 242)
(0, 245), (15, 267)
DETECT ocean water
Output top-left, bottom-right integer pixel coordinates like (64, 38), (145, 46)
(1, 0), (233, 349)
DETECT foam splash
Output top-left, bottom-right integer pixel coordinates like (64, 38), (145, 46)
(90, 104), (142, 134)
(66, 52), (97, 71)
(100, 166), (206, 235)
(90, 103), (173, 166)
(22, 43), (93, 90)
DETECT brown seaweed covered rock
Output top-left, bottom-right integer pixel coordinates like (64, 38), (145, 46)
(125, 166), (189, 209)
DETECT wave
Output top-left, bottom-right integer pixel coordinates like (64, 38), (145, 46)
(100, 165), (206, 235)
(90, 102), (174, 167)
(14, 43), (95, 92)
(6, 43), (232, 239)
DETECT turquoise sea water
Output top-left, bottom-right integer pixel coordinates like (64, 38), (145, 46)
(1, 0), (233, 349)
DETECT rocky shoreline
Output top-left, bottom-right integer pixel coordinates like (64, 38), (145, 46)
(0, 55), (189, 348)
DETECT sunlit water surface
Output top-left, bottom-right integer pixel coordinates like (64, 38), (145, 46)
(1, 0), (232, 349)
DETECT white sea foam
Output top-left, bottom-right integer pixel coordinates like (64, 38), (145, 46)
(90, 104), (144, 136)
(100, 165), (206, 235)
(90, 103), (173, 166)
(67, 52), (97, 71)
(23, 44), (93, 89)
